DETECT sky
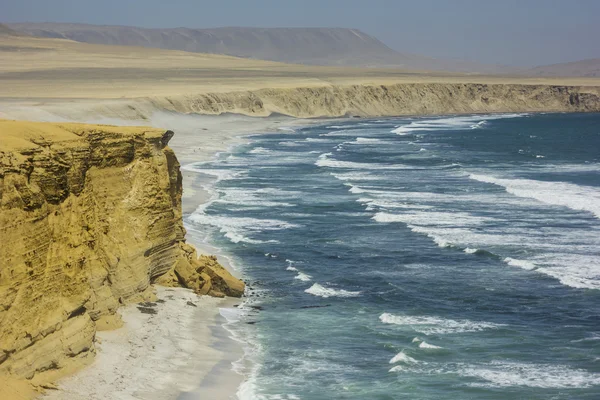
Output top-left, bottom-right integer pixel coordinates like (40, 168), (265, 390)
(1, 0), (599, 67)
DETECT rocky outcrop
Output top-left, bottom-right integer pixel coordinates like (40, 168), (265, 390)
(0, 120), (243, 388)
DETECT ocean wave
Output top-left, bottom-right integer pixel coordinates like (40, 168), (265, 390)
(392, 113), (526, 135)
(503, 257), (537, 270)
(380, 313), (504, 334)
(315, 152), (413, 170)
(469, 173), (600, 219)
(215, 187), (301, 207)
(348, 137), (386, 144)
(331, 172), (384, 182)
(372, 211), (492, 226)
(458, 361), (600, 389)
(319, 129), (360, 137)
(248, 147), (272, 154)
(390, 351), (418, 364)
(278, 141), (302, 147)
(388, 360), (600, 389)
(188, 214), (298, 244)
(304, 283), (361, 298)
(305, 138), (334, 143)
(419, 341), (443, 350)
(293, 272), (312, 282)
(181, 166), (245, 182)
(402, 223), (600, 290)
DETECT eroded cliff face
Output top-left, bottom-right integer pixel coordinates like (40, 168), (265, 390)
(0, 120), (243, 387)
(144, 83), (600, 118)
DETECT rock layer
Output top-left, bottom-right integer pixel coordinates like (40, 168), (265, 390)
(148, 83), (600, 118)
(0, 120), (243, 388)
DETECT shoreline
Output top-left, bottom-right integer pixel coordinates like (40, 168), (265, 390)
(6, 105), (587, 399)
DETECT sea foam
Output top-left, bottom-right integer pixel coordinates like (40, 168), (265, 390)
(469, 174), (600, 219)
(304, 283), (360, 298)
(389, 351), (418, 364)
(380, 313), (504, 334)
(392, 114), (526, 135)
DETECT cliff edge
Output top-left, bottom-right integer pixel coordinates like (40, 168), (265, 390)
(0, 120), (243, 396)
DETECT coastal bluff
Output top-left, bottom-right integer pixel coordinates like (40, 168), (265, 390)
(0, 120), (244, 395)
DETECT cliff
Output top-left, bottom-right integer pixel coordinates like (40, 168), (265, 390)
(143, 83), (600, 118)
(0, 120), (244, 394)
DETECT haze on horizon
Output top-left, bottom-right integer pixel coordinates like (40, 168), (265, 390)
(2, 0), (599, 67)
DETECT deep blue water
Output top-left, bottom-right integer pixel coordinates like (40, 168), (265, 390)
(185, 113), (600, 399)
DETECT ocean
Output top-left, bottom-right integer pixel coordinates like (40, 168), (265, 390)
(185, 113), (600, 399)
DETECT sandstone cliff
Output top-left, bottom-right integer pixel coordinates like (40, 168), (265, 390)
(0, 120), (244, 393)
(55, 83), (600, 122)
(144, 83), (600, 118)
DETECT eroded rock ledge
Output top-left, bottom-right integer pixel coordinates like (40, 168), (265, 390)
(0, 120), (243, 388)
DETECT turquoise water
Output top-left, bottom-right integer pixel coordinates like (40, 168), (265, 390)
(186, 113), (600, 399)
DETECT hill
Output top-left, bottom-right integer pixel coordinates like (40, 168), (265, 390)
(7, 22), (507, 73)
(527, 59), (600, 77)
(0, 23), (19, 35)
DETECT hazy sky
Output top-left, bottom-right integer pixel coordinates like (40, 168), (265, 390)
(2, 0), (599, 66)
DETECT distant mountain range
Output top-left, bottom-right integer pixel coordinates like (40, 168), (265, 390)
(0, 23), (19, 35)
(527, 59), (600, 78)
(6, 22), (510, 73)
(5, 23), (598, 77)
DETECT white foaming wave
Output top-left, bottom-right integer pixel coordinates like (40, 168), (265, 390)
(419, 341), (443, 349)
(316, 153), (413, 170)
(248, 147), (272, 154)
(392, 114), (526, 135)
(372, 211), (492, 226)
(304, 283), (361, 298)
(305, 138), (333, 143)
(390, 351), (418, 364)
(278, 141), (302, 147)
(181, 166), (244, 182)
(504, 257), (537, 270)
(402, 221), (600, 290)
(469, 173), (600, 219)
(188, 214), (297, 244)
(294, 272), (312, 282)
(534, 253), (600, 290)
(319, 129), (360, 137)
(277, 127), (296, 132)
(536, 162), (600, 173)
(347, 184), (367, 194)
(285, 259), (297, 271)
(350, 137), (386, 144)
(389, 360), (600, 389)
(379, 313), (504, 334)
(330, 172), (383, 182)
(388, 365), (406, 373)
(214, 187), (299, 208)
(458, 361), (600, 389)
